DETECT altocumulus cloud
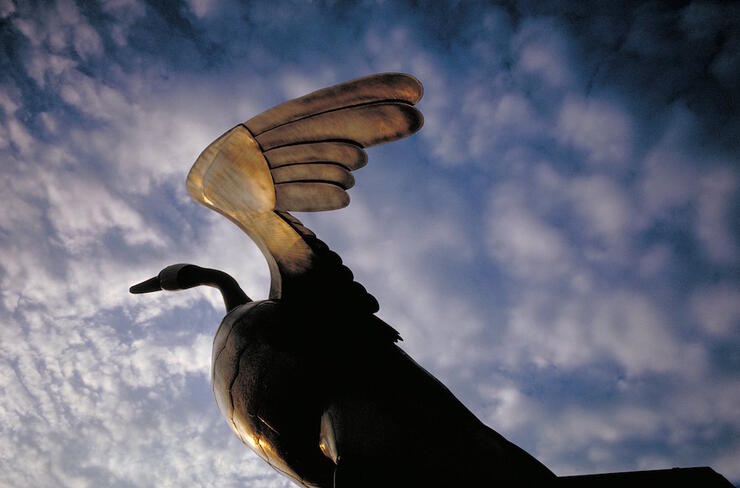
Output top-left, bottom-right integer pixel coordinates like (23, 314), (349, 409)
(1, 0), (739, 486)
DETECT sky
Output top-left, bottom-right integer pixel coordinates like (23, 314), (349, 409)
(0, 0), (739, 486)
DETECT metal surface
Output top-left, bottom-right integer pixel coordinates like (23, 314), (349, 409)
(557, 467), (734, 487)
(264, 142), (367, 171)
(187, 124), (315, 296)
(254, 103), (423, 151)
(132, 72), (556, 486)
(131, 73), (732, 487)
(271, 164), (355, 189)
(245, 72), (422, 135)
(208, 299), (554, 487)
(186, 74), (423, 299)
(275, 181), (351, 212)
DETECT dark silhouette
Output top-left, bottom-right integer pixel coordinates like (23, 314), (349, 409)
(131, 74), (732, 487)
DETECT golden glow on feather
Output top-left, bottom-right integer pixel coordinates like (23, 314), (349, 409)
(186, 125), (315, 298)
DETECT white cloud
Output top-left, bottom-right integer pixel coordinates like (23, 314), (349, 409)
(569, 175), (635, 244)
(0, 88), (19, 114)
(513, 17), (575, 89)
(302, 190), (483, 376)
(2, 2), (739, 485)
(556, 96), (633, 165)
(518, 41), (571, 87)
(714, 449), (740, 483)
(0, 0), (14, 19)
(187, 0), (219, 18)
(6, 117), (34, 153)
(13, 0), (103, 61)
(0, 124), (8, 150)
(414, 59), (463, 165)
(58, 70), (130, 119)
(23, 49), (76, 87)
(101, 0), (147, 47)
(72, 20), (103, 59)
(480, 384), (542, 433)
(638, 106), (699, 217)
(503, 288), (705, 376)
(0, 157), (287, 485)
(483, 171), (706, 375)
(642, 158), (694, 215)
(487, 183), (571, 281)
(625, 106), (739, 267)
(0, 28), (323, 484)
(0, 304), (285, 487)
(637, 244), (672, 278)
(691, 284), (740, 336)
(278, 69), (337, 101)
(695, 168), (739, 264)
(42, 169), (164, 252)
(465, 90), (546, 160)
(39, 112), (59, 134)
(13, 18), (43, 46)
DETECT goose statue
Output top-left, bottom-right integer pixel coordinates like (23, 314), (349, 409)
(130, 73), (732, 487)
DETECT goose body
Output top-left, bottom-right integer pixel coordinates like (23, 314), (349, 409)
(130, 73), (736, 487)
(210, 297), (554, 487)
(129, 73), (558, 486)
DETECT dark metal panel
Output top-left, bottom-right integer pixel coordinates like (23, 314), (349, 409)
(557, 467), (734, 486)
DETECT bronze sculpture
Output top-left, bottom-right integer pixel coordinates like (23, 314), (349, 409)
(130, 74), (732, 487)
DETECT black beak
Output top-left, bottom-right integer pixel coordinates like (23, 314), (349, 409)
(129, 276), (162, 294)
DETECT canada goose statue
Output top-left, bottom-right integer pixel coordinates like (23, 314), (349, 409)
(130, 74), (732, 487)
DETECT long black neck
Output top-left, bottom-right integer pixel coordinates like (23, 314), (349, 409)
(193, 267), (251, 313)
(131, 264), (252, 313)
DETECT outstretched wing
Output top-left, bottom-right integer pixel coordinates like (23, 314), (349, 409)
(186, 73), (423, 331)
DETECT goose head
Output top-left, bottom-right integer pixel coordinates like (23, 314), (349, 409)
(130, 263), (251, 312)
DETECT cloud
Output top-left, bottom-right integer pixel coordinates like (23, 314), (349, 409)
(5, 117), (33, 153)
(692, 285), (740, 336)
(186, 0), (219, 18)
(0, 0), (14, 18)
(0, 308), (282, 486)
(1, 0), (739, 486)
(513, 17), (575, 89)
(556, 97), (633, 166)
(12, 0), (102, 63)
(639, 142), (697, 219)
(42, 169), (164, 252)
(695, 168), (739, 264)
(502, 286), (706, 376)
(480, 383), (543, 433)
(301, 188), (483, 377)
(487, 182), (571, 282)
(101, 0), (147, 47)
(568, 175), (634, 243)
(0, 88), (19, 113)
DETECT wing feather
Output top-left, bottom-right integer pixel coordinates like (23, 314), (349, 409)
(276, 210), (316, 237)
(187, 73), (422, 332)
(275, 182), (350, 212)
(271, 163), (355, 189)
(246, 73), (422, 135)
(264, 142), (367, 171)
(255, 103), (423, 151)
